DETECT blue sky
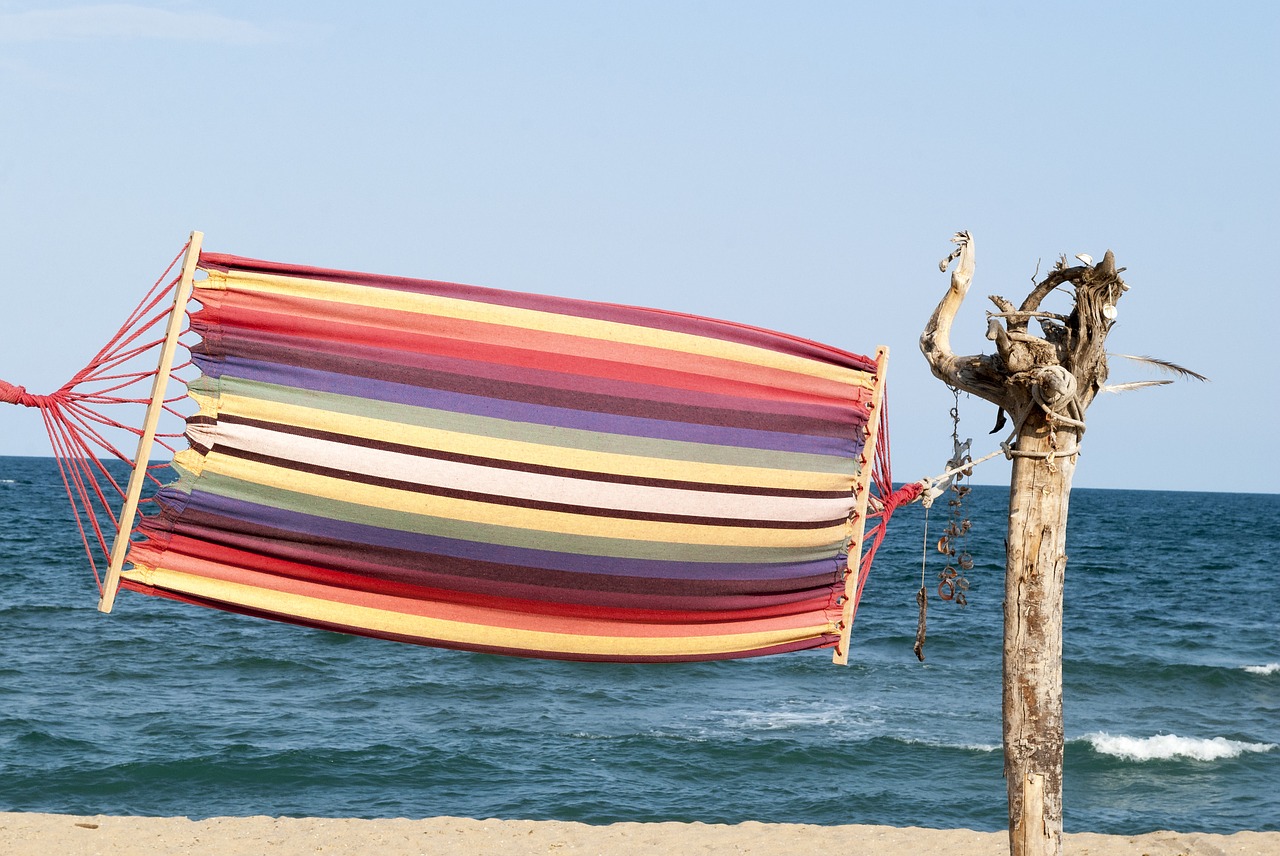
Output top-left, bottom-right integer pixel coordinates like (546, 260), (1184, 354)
(1, 1), (1276, 493)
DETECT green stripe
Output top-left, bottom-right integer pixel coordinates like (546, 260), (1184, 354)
(195, 470), (846, 564)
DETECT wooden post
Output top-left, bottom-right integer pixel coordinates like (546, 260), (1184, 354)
(1018, 772), (1049, 853)
(920, 232), (1134, 856)
(833, 346), (889, 665)
(98, 230), (204, 613)
(1003, 415), (1072, 854)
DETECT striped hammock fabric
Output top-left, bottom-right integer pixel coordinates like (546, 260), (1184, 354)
(121, 252), (890, 662)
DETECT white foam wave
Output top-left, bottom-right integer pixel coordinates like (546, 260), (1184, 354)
(1082, 732), (1276, 762)
(901, 736), (1000, 753)
(728, 709), (845, 731)
(1242, 663), (1279, 675)
(0, 479), (15, 484)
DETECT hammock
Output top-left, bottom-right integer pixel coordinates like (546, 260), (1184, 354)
(2, 232), (918, 663)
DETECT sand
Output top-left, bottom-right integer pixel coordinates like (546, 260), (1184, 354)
(1, 814), (1277, 855)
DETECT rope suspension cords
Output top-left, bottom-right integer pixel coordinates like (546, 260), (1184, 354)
(0, 238), (200, 597)
(3, 232), (931, 664)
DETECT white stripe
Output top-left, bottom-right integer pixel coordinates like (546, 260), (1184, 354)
(215, 421), (855, 524)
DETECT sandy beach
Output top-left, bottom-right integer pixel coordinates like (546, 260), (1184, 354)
(2, 814), (1277, 855)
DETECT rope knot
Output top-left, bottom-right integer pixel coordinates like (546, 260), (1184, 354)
(0, 379), (40, 407)
(881, 482), (924, 515)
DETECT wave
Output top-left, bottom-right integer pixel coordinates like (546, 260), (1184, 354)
(1080, 731), (1276, 762)
(897, 736), (1000, 753)
(1242, 663), (1279, 676)
(721, 708), (846, 731)
(1074, 658), (1274, 688)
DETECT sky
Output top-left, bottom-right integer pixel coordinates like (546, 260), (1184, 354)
(1, 1), (1276, 494)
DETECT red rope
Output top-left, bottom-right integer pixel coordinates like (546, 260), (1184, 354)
(0, 379), (38, 407)
(0, 240), (194, 583)
(847, 384), (922, 622)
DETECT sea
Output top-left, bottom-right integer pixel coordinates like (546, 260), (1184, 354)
(0, 455), (1275, 834)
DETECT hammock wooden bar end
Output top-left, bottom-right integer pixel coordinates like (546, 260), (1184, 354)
(98, 230), (204, 614)
(833, 345), (889, 665)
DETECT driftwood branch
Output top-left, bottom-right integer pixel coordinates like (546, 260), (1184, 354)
(920, 232), (1131, 434)
(919, 232), (1009, 405)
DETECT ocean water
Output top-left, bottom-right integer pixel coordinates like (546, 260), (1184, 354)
(0, 455), (1275, 833)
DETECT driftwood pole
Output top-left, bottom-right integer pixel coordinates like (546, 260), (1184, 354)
(920, 232), (1130, 856)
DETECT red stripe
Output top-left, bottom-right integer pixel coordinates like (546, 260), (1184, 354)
(197, 251), (878, 373)
(195, 290), (869, 409)
(135, 505), (841, 601)
(119, 580), (838, 662)
(133, 533), (840, 624)
(133, 546), (829, 637)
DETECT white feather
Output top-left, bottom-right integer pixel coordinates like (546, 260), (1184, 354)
(1100, 380), (1172, 394)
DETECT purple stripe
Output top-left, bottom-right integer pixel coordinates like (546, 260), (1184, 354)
(195, 353), (862, 459)
(143, 505), (840, 605)
(194, 323), (863, 422)
(192, 333), (864, 440)
(185, 489), (845, 582)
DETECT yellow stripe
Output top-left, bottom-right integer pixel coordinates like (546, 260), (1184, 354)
(202, 452), (847, 549)
(215, 390), (855, 492)
(174, 448), (208, 479)
(198, 268), (873, 388)
(122, 566), (833, 657)
(188, 387), (218, 420)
